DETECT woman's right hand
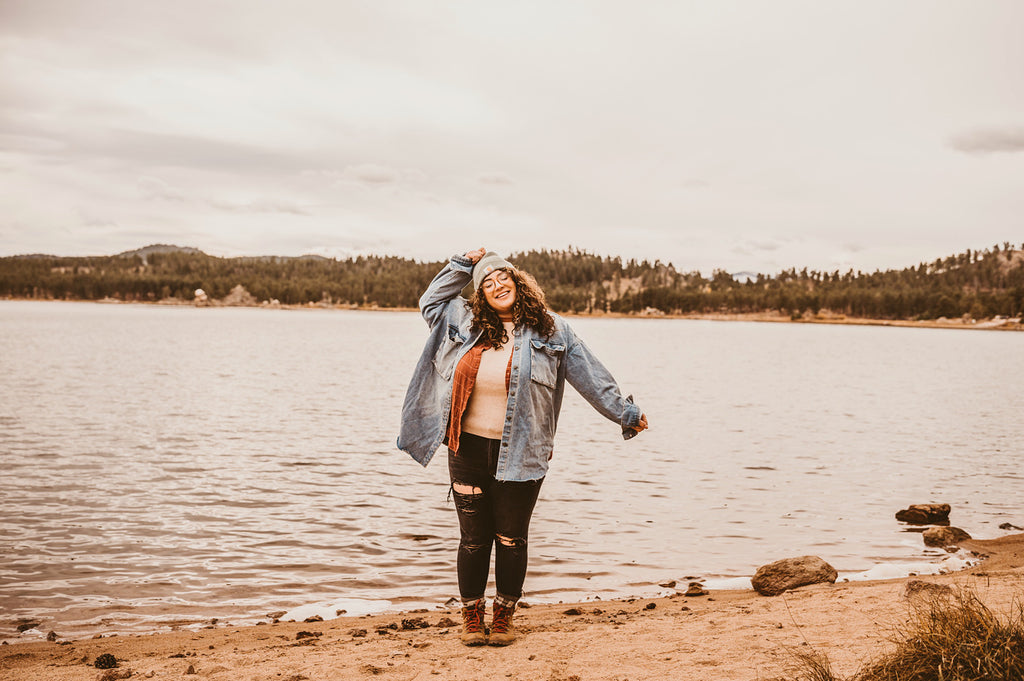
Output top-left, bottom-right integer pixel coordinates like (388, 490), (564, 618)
(464, 247), (486, 264)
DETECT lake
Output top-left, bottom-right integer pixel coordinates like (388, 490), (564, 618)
(1, 300), (1022, 639)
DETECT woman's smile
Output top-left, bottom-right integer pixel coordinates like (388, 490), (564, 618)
(483, 270), (517, 313)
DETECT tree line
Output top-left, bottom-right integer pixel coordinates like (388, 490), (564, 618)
(1, 243), (1022, 320)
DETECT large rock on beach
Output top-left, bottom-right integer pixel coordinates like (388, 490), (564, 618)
(751, 556), (838, 596)
(895, 503), (951, 525)
(922, 526), (971, 547)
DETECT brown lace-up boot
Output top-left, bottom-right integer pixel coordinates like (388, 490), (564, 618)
(459, 599), (486, 646)
(488, 600), (516, 646)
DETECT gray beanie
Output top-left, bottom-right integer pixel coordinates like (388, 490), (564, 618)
(472, 251), (516, 290)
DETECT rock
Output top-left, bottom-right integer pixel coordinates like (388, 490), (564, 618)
(684, 582), (708, 597)
(98, 669), (133, 681)
(46, 631), (58, 642)
(15, 621), (41, 633)
(895, 504), (951, 525)
(904, 580), (954, 598)
(348, 628), (367, 637)
(185, 664), (197, 674)
(435, 617), (457, 628)
(94, 653), (118, 669)
(751, 556), (838, 596)
(400, 618), (429, 630)
(922, 526), (971, 547)
(998, 522), (1023, 531)
(303, 615), (323, 623)
(267, 611), (286, 619)
(658, 580), (677, 589)
(295, 631), (321, 640)
(644, 603), (656, 610)
(562, 608), (583, 616)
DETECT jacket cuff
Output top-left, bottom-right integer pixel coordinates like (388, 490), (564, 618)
(450, 254), (474, 272)
(620, 394), (643, 440)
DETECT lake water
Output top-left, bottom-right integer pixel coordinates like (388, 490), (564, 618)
(1, 300), (1022, 639)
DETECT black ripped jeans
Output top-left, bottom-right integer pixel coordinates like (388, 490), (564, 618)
(448, 432), (544, 603)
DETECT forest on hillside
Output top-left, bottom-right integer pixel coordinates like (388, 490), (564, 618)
(1, 243), (1023, 321)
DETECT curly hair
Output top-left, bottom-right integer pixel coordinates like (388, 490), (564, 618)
(470, 268), (554, 349)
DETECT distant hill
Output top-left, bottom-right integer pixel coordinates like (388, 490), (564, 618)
(1, 243), (1022, 321)
(117, 244), (206, 260)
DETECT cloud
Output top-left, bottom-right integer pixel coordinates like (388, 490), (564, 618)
(343, 164), (398, 184)
(137, 176), (185, 202)
(478, 172), (513, 185)
(207, 198), (311, 215)
(949, 127), (1024, 154)
(732, 238), (783, 255)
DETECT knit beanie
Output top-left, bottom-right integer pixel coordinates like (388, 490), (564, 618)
(472, 251), (516, 290)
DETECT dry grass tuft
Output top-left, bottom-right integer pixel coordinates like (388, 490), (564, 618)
(785, 650), (839, 681)
(783, 589), (1024, 681)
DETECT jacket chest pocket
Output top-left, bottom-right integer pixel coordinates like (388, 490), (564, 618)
(433, 325), (467, 380)
(529, 339), (565, 389)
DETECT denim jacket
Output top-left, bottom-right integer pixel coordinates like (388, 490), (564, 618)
(397, 254), (644, 481)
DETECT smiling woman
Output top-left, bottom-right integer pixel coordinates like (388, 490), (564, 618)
(397, 248), (648, 648)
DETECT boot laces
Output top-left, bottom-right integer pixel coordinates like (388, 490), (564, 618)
(492, 604), (513, 633)
(463, 602), (485, 633)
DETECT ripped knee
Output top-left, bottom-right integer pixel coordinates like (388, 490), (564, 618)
(453, 482), (483, 495)
(496, 533), (526, 549)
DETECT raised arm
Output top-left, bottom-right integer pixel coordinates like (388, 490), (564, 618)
(563, 329), (648, 439)
(419, 248), (485, 328)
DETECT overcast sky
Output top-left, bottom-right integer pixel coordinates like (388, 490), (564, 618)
(2, 1), (1022, 275)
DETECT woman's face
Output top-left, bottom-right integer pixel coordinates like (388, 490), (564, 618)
(481, 269), (517, 315)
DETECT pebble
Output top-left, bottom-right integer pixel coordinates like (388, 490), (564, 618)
(684, 579), (710, 596)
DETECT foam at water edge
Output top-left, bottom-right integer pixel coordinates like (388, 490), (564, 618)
(839, 549), (978, 583)
(281, 598), (393, 622)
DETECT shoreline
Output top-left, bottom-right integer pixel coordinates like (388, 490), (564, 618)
(0, 541), (984, 645)
(4, 296), (1022, 332)
(3, 535), (1021, 681)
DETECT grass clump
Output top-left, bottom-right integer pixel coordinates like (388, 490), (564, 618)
(785, 589), (1024, 681)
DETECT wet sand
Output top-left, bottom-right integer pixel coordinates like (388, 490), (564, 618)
(3, 535), (1021, 681)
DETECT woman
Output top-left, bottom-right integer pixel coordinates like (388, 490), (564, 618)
(398, 248), (648, 647)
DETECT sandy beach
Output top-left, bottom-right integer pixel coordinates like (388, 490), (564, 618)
(3, 534), (1021, 681)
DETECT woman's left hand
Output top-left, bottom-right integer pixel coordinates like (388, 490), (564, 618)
(630, 413), (649, 434)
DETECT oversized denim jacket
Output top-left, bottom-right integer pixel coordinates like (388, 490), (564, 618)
(397, 254), (644, 481)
